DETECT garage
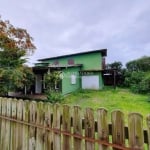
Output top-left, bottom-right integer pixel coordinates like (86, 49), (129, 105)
(81, 75), (99, 90)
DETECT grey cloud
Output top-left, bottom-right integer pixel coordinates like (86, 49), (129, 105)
(0, 0), (150, 66)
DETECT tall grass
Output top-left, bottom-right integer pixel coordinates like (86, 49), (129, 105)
(63, 87), (150, 126)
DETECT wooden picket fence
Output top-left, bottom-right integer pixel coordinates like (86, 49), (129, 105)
(0, 97), (150, 150)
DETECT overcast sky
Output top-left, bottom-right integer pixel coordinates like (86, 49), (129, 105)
(1, 0), (150, 66)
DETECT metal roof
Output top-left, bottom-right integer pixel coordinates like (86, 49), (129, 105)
(38, 49), (107, 61)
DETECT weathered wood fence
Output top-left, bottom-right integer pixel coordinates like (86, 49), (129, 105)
(0, 97), (150, 150)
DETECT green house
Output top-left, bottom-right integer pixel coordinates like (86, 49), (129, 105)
(33, 49), (107, 95)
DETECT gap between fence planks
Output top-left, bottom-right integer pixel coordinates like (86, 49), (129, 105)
(0, 97), (149, 150)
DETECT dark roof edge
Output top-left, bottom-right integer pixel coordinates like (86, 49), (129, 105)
(38, 49), (107, 61)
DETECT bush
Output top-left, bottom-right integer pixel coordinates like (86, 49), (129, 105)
(124, 56), (150, 94)
(139, 72), (150, 93)
(128, 72), (150, 94)
(46, 90), (64, 103)
(44, 71), (63, 103)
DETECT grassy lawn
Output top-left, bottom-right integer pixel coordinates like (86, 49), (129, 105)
(62, 87), (150, 124)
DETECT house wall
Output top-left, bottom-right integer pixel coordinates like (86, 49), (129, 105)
(61, 67), (81, 95)
(41, 52), (103, 70)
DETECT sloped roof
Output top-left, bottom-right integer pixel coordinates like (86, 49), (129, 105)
(38, 49), (107, 61)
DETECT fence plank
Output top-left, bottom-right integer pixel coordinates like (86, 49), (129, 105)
(0, 97), (2, 148)
(5, 99), (11, 150)
(62, 105), (71, 150)
(73, 106), (82, 150)
(16, 100), (23, 150)
(146, 114), (150, 150)
(111, 110), (125, 150)
(10, 99), (17, 150)
(0, 98), (7, 149)
(53, 104), (61, 150)
(97, 108), (109, 150)
(36, 101), (44, 150)
(29, 101), (37, 150)
(128, 113), (144, 150)
(84, 107), (95, 150)
(1, 98), (7, 149)
(22, 100), (30, 150)
(43, 102), (53, 150)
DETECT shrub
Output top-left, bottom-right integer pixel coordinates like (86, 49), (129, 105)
(46, 90), (64, 103)
(124, 56), (150, 94)
(139, 72), (150, 94)
(44, 71), (64, 103)
(128, 72), (150, 94)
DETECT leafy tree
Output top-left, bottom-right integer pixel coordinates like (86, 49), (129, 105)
(22, 66), (35, 95)
(124, 56), (150, 94)
(0, 16), (35, 53)
(128, 71), (150, 94)
(106, 61), (123, 71)
(44, 71), (64, 103)
(0, 16), (36, 95)
(44, 71), (61, 91)
(126, 56), (150, 72)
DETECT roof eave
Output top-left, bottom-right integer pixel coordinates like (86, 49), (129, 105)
(38, 49), (107, 61)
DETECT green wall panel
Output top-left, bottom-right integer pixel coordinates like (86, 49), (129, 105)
(62, 67), (81, 95)
(41, 52), (102, 70)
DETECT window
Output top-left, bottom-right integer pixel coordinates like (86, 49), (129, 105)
(71, 75), (76, 84)
(68, 58), (74, 65)
(53, 60), (59, 65)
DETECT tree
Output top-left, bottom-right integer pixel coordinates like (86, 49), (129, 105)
(22, 66), (35, 95)
(44, 71), (61, 91)
(44, 71), (64, 103)
(0, 16), (36, 95)
(106, 61), (123, 71)
(0, 16), (35, 53)
(126, 56), (150, 72)
(124, 56), (150, 94)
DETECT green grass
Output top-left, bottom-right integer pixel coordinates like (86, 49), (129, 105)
(62, 87), (150, 124)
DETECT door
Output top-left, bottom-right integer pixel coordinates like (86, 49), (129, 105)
(35, 74), (42, 93)
(82, 75), (99, 89)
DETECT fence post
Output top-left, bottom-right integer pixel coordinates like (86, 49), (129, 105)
(29, 101), (37, 150)
(10, 99), (17, 150)
(97, 108), (109, 150)
(0, 97), (2, 147)
(128, 113), (144, 150)
(43, 102), (53, 150)
(62, 105), (71, 150)
(53, 104), (61, 150)
(35, 101), (45, 150)
(16, 100), (23, 150)
(73, 106), (82, 150)
(5, 98), (11, 150)
(146, 114), (150, 150)
(22, 100), (30, 150)
(84, 107), (95, 150)
(0, 98), (7, 149)
(111, 110), (125, 150)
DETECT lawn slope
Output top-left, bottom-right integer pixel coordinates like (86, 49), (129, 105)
(63, 87), (150, 118)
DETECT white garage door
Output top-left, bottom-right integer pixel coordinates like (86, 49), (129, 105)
(82, 75), (99, 89)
